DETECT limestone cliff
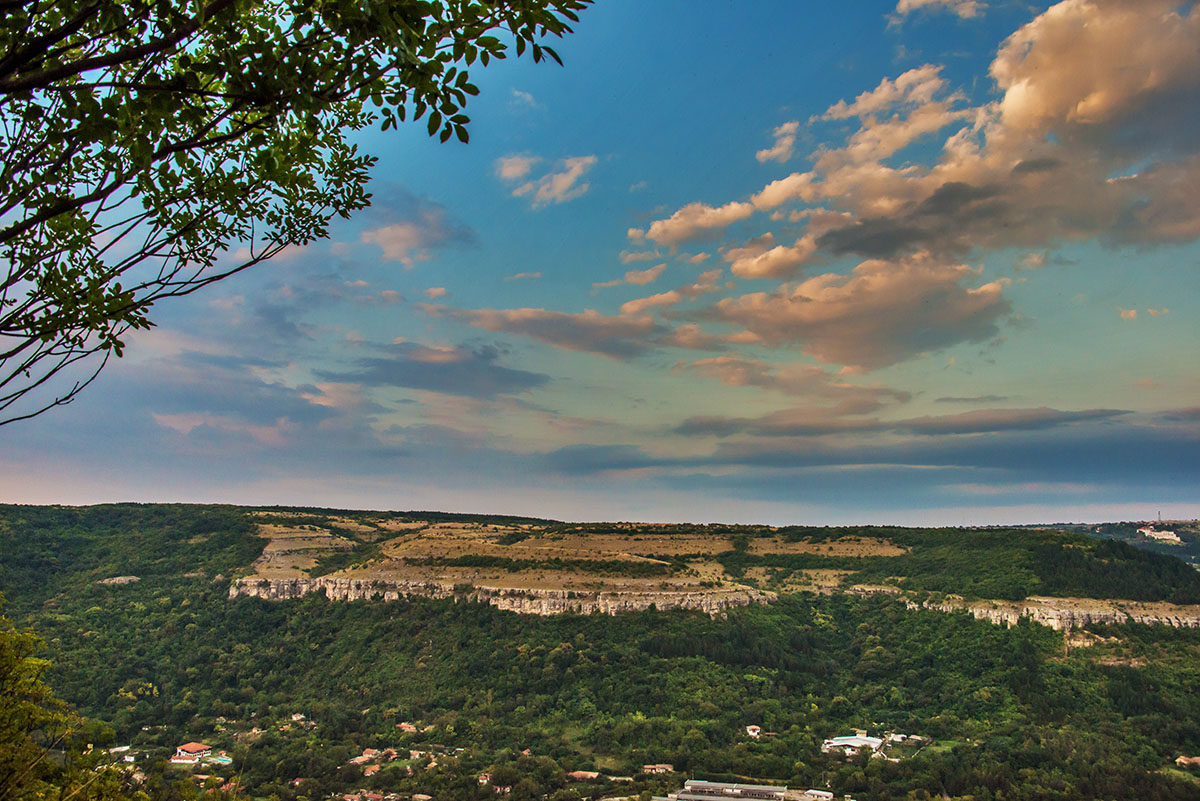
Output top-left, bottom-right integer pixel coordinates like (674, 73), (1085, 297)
(906, 594), (1200, 631)
(228, 576), (775, 616)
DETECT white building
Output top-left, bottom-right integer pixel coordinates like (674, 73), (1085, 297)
(822, 735), (883, 754)
(1137, 527), (1181, 544)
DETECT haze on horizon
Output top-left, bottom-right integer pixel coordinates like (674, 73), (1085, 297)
(3, 0), (1198, 526)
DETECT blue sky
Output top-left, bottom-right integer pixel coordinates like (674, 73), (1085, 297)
(3, 0), (1198, 524)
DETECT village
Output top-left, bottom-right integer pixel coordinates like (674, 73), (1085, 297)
(99, 710), (944, 801)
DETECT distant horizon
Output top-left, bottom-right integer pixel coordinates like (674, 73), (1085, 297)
(3, 494), (1198, 530)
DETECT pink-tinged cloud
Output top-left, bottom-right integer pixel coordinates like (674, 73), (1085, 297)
(423, 305), (661, 359)
(642, 201), (755, 247)
(424, 287), (448, 299)
(503, 271), (542, 281)
(361, 209), (461, 267)
(1118, 307), (1138, 320)
(593, 263), (668, 291)
(511, 156), (598, 208)
(710, 254), (1009, 369)
(619, 269), (723, 316)
(494, 154), (540, 181)
(677, 356), (910, 412)
(722, 232), (819, 279)
(619, 249), (661, 264)
(751, 172), (818, 210)
(756, 121), (800, 164)
(894, 0), (985, 20)
(625, 263), (668, 285)
(823, 64), (950, 120)
(677, 405), (1126, 439)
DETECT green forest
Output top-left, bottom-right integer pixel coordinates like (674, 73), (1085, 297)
(3, 504), (1200, 801)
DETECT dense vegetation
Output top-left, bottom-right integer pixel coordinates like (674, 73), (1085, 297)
(3, 505), (1200, 801)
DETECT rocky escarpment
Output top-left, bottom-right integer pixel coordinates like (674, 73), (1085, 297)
(905, 594), (1200, 631)
(228, 576), (775, 616)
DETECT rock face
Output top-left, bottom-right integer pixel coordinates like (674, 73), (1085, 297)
(906, 594), (1200, 631)
(228, 577), (775, 616)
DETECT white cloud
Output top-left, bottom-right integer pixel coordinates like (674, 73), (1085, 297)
(424, 287), (448, 299)
(510, 89), (539, 109)
(503, 271), (542, 282)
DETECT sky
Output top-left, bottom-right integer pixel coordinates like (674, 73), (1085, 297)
(3, 0), (1199, 525)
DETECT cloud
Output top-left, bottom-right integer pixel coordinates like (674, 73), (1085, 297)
(593, 263), (666, 290)
(625, 263), (667, 285)
(722, 231), (819, 279)
(756, 120), (800, 163)
(1161, 406), (1200, 422)
(510, 89), (540, 109)
(894, 0), (985, 20)
(676, 405), (1127, 439)
(619, 269), (723, 316)
(639, 201), (755, 247)
(935, 394), (1009, 404)
(619, 249), (661, 264)
(1017, 252), (1046, 271)
(751, 172), (818, 210)
(317, 342), (549, 399)
(698, 3), (1200, 286)
(503, 272), (542, 282)
(822, 64), (951, 121)
(507, 155), (598, 208)
(1118, 307), (1138, 320)
(358, 191), (474, 266)
(676, 356), (910, 412)
(423, 305), (662, 359)
(424, 287), (448, 299)
(495, 154), (540, 181)
(1147, 308), (1169, 317)
(709, 252), (1009, 369)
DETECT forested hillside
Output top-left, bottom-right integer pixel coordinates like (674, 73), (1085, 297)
(3, 505), (1200, 801)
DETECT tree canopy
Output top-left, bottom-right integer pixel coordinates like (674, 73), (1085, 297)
(0, 0), (590, 424)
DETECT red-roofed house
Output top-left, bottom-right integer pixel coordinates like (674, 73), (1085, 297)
(176, 743), (212, 759)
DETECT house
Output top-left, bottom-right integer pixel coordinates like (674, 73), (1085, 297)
(364, 766), (381, 777)
(1177, 755), (1200, 767)
(803, 791), (834, 800)
(822, 735), (883, 754)
(745, 725), (761, 739)
(567, 770), (600, 781)
(396, 722), (418, 733)
(643, 763), (674, 774)
(175, 743), (213, 759)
